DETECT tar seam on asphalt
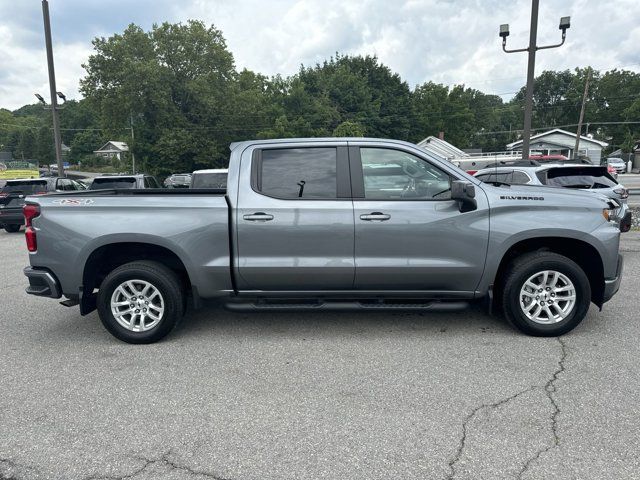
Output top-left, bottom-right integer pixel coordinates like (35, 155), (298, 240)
(446, 336), (568, 480)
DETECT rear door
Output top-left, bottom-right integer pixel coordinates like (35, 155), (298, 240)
(235, 143), (355, 290)
(349, 143), (489, 293)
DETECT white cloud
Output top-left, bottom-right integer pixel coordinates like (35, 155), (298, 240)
(0, 0), (639, 110)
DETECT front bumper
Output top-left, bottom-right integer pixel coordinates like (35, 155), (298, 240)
(24, 267), (62, 299)
(603, 254), (624, 304)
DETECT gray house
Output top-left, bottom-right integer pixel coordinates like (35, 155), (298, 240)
(94, 141), (129, 160)
(506, 128), (608, 164)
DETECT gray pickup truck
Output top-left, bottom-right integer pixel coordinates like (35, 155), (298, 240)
(22, 138), (624, 343)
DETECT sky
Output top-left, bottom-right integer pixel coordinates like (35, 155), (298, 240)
(0, 0), (639, 111)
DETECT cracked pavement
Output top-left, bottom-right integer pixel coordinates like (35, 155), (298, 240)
(1, 230), (640, 480)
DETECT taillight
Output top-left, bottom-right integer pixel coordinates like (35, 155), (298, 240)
(613, 187), (629, 199)
(23, 204), (40, 252)
(467, 170), (478, 175)
(0, 193), (8, 198)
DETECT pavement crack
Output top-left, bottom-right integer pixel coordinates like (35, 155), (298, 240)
(516, 336), (568, 479)
(1, 456), (39, 480)
(446, 385), (538, 479)
(85, 451), (232, 480)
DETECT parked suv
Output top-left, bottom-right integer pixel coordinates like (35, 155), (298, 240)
(0, 177), (85, 232)
(190, 169), (228, 189)
(474, 164), (631, 231)
(89, 174), (161, 190)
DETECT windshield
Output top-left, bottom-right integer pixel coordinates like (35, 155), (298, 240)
(1, 180), (47, 195)
(191, 173), (227, 189)
(89, 178), (136, 190)
(540, 167), (618, 189)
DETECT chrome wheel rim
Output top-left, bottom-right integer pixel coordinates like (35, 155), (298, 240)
(519, 270), (576, 324)
(110, 279), (164, 332)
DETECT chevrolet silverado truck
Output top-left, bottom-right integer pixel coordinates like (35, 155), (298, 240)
(22, 138), (624, 343)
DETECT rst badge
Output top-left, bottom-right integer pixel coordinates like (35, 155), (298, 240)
(52, 199), (95, 206)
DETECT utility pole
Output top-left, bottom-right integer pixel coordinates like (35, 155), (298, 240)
(41, 0), (64, 176)
(500, 2), (571, 160)
(573, 67), (591, 160)
(130, 113), (136, 174)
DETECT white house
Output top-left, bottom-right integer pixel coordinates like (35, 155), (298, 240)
(417, 136), (469, 161)
(94, 141), (129, 160)
(506, 129), (608, 164)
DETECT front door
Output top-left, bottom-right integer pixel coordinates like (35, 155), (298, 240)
(350, 145), (489, 293)
(236, 144), (355, 291)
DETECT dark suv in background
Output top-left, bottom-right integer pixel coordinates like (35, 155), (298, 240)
(0, 177), (85, 232)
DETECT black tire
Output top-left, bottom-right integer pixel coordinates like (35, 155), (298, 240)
(4, 224), (21, 233)
(97, 261), (184, 344)
(501, 251), (591, 336)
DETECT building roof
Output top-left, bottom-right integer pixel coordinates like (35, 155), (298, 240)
(506, 128), (608, 149)
(416, 136), (468, 160)
(94, 141), (129, 153)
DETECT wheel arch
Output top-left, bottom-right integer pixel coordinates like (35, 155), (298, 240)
(491, 236), (605, 308)
(80, 241), (193, 315)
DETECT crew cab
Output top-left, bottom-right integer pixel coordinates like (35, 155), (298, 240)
(23, 138), (624, 343)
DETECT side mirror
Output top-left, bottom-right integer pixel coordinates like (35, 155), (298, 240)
(451, 180), (477, 212)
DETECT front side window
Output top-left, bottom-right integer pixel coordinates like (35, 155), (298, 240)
(257, 148), (337, 199)
(359, 148), (451, 200)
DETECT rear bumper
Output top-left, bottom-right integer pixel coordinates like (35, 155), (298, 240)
(603, 254), (624, 304)
(0, 208), (24, 225)
(24, 266), (62, 299)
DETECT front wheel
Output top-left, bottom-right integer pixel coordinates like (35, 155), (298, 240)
(4, 224), (21, 233)
(97, 261), (184, 344)
(501, 252), (591, 336)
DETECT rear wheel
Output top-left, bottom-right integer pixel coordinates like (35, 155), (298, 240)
(501, 252), (591, 336)
(97, 261), (184, 344)
(4, 224), (21, 233)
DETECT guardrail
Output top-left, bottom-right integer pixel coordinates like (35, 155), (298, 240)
(629, 188), (640, 196)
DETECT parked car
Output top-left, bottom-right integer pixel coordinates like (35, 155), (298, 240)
(607, 157), (627, 174)
(190, 169), (228, 189)
(23, 138), (624, 343)
(0, 177), (85, 232)
(164, 173), (192, 188)
(474, 164), (631, 232)
(88, 174), (161, 190)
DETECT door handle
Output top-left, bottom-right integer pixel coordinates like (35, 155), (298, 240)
(243, 212), (274, 222)
(360, 212), (391, 221)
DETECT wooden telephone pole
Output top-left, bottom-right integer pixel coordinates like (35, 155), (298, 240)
(573, 67), (592, 160)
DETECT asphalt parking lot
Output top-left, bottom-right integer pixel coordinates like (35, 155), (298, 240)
(1, 229), (639, 480)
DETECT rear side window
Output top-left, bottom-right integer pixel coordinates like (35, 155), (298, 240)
(1, 181), (47, 194)
(90, 178), (137, 190)
(476, 171), (530, 185)
(256, 148), (337, 199)
(541, 167), (617, 189)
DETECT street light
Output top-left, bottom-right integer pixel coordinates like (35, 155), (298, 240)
(500, 0), (570, 160)
(34, 92), (66, 110)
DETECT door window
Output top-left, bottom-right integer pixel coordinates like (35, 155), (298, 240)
(56, 178), (74, 191)
(359, 148), (451, 200)
(256, 148), (337, 199)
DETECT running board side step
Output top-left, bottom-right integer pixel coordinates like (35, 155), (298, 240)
(224, 300), (469, 312)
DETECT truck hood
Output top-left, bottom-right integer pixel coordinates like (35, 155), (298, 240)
(481, 183), (614, 208)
